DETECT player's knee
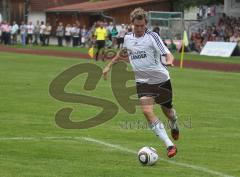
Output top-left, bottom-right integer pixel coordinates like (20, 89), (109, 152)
(142, 108), (154, 117)
(167, 109), (175, 119)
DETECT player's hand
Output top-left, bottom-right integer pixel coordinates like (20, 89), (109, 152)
(165, 53), (174, 67)
(165, 61), (174, 67)
(102, 66), (110, 80)
(118, 48), (129, 62)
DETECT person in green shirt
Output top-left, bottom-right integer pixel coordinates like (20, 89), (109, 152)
(169, 39), (177, 52)
(111, 25), (118, 48)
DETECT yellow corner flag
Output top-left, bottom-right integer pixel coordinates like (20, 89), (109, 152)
(180, 31), (189, 69)
(88, 47), (94, 58)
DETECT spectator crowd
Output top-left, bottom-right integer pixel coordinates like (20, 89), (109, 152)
(1, 13), (240, 54)
(0, 20), (132, 49)
(190, 14), (240, 52)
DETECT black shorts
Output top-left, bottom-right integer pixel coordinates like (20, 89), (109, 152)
(65, 36), (71, 42)
(136, 80), (173, 108)
(27, 34), (33, 41)
(117, 37), (124, 44)
(96, 40), (105, 49)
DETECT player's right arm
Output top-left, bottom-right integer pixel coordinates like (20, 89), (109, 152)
(102, 48), (129, 80)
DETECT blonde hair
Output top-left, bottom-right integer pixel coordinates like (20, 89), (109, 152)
(130, 7), (148, 23)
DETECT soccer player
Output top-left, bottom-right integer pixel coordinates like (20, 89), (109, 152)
(102, 8), (179, 158)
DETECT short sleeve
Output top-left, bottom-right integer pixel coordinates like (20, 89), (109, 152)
(149, 32), (170, 55)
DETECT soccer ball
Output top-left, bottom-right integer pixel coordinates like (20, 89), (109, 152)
(137, 146), (158, 166)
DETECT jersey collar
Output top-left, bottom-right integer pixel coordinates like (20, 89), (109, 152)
(133, 28), (148, 38)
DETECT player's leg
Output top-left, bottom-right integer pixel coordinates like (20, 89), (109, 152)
(161, 106), (179, 140)
(100, 41), (105, 61)
(140, 96), (156, 123)
(29, 35), (33, 47)
(140, 96), (177, 158)
(95, 41), (100, 61)
(156, 80), (180, 140)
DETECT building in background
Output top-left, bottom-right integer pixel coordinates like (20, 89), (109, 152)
(224, 0), (240, 17)
(46, 0), (171, 28)
(28, 0), (88, 24)
(0, 0), (25, 23)
(0, 0), (88, 24)
(3, 0), (239, 27)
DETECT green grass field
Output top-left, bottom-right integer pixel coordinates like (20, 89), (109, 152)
(9, 44), (240, 64)
(11, 44), (89, 53)
(0, 52), (240, 177)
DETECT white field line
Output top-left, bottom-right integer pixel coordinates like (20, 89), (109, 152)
(0, 136), (235, 177)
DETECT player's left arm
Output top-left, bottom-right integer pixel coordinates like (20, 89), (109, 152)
(151, 34), (174, 66)
(165, 52), (174, 67)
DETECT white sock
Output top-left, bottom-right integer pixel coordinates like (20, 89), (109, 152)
(150, 119), (174, 148)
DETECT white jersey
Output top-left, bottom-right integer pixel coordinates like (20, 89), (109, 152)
(27, 24), (35, 34)
(123, 29), (170, 84)
(40, 25), (46, 34)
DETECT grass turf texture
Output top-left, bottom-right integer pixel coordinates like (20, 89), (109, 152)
(0, 52), (239, 177)
(10, 44), (89, 54)
(7, 44), (240, 64)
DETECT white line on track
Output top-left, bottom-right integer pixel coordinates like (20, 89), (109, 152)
(0, 136), (235, 177)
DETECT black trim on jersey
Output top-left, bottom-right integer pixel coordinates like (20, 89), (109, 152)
(146, 30), (167, 55)
(145, 29), (168, 69)
(160, 55), (168, 70)
(149, 32), (167, 55)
